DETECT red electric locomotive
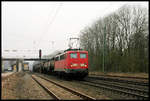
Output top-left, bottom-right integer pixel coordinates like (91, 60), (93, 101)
(54, 49), (88, 78)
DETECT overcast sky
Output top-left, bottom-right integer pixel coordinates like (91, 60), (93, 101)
(2, 1), (148, 58)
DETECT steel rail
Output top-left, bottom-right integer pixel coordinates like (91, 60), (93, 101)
(90, 74), (148, 80)
(36, 75), (96, 100)
(85, 80), (148, 95)
(31, 75), (61, 100)
(80, 81), (148, 100)
(88, 76), (149, 86)
(87, 77), (148, 91)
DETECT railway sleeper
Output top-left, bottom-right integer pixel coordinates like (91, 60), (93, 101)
(89, 76), (148, 86)
(86, 80), (148, 96)
(80, 81), (148, 100)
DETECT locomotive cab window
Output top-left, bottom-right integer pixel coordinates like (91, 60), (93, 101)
(55, 57), (59, 61)
(70, 53), (77, 59)
(80, 53), (86, 58)
(60, 54), (66, 60)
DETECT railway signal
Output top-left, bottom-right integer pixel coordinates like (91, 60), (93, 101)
(39, 49), (42, 59)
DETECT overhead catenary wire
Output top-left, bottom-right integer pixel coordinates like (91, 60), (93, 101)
(32, 5), (56, 50)
(36, 3), (63, 49)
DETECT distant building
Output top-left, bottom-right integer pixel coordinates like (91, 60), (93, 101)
(23, 62), (29, 71)
(13, 64), (17, 72)
(3, 61), (11, 70)
(2, 60), (4, 72)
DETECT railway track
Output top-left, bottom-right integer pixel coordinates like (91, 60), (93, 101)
(80, 81), (148, 99)
(90, 74), (148, 80)
(87, 76), (148, 90)
(80, 76), (149, 99)
(88, 75), (149, 86)
(31, 74), (96, 100)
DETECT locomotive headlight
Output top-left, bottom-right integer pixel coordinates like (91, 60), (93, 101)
(71, 63), (78, 67)
(80, 63), (87, 67)
(80, 64), (84, 66)
(73, 64), (78, 66)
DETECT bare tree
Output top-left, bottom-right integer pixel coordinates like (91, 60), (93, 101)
(79, 4), (148, 73)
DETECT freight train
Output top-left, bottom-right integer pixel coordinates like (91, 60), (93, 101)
(33, 48), (88, 78)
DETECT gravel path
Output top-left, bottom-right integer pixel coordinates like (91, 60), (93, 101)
(1, 72), (53, 99)
(1, 72), (14, 77)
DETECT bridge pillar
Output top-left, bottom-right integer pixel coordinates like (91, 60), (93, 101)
(16, 59), (24, 72)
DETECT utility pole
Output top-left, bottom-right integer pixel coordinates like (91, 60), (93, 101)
(39, 49), (42, 73)
(103, 25), (106, 73)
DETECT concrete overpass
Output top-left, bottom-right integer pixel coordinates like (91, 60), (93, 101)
(2, 58), (50, 61)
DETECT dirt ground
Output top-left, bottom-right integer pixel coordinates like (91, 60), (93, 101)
(1, 72), (53, 99)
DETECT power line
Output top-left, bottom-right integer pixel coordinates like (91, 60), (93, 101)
(37, 3), (63, 48)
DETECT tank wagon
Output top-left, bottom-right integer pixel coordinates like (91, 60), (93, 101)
(33, 48), (88, 78)
(33, 61), (41, 73)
